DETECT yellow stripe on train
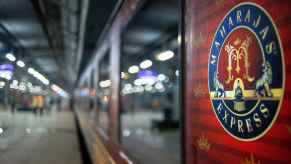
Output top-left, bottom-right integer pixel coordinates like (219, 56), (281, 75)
(210, 88), (283, 100)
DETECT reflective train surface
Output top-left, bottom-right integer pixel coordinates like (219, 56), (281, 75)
(75, 0), (291, 163)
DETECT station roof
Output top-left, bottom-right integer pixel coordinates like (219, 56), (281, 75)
(0, 0), (120, 91)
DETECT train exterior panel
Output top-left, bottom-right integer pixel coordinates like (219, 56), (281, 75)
(77, 0), (291, 163)
(185, 0), (291, 163)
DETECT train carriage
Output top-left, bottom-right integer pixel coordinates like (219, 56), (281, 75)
(76, 0), (291, 163)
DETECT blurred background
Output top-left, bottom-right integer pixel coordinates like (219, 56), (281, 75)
(0, 0), (181, 164)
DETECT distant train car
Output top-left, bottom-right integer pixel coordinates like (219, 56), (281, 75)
(76, 0), (291, 163)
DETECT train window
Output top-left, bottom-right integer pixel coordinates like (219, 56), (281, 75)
(120, 0), (181, 163)
(97, 50), (111, 134)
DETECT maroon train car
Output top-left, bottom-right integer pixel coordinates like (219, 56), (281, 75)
(76, 0), (291, 163)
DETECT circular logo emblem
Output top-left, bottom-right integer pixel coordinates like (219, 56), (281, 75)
(208, 2), (284, 141)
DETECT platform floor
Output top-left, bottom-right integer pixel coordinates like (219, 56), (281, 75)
(0, 110), (82, 164)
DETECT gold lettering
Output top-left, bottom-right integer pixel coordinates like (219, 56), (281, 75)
(260, 26), (269, 40)
(236, 10), (242, 23)
(244, 9), (251, 23)
(223, 110), (229, 123)
(266, 41), (276, 55)
(260, 103), (270, 119)
(238, 119), (244, 133)
(211, 54), (217, 65)
(253, 15), (261, 28)
(230, 116), (236, 128)
(245, 118), (254, 133)
(228, 16), (234, 28)
(220, 26), (226, 38)
(217, 102), (223, 113)
(253, 113), (262, 128)
(215, 41), (221, 50)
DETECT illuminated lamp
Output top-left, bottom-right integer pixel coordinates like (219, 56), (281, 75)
(156, 50), (174, 61)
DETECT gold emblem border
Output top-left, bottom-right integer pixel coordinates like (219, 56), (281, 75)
(207, 2), (286, 142)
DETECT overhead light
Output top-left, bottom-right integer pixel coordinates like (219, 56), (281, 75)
(132, 85), (144, 93)
(139, 60), (152, 69)
(27, 82), (32, 88)
(99, 80), (111, 88)
(122, 83), (134, 95)
(33, 71), (49, 85)
(12, 80), (18, 85)
(28, 67), (35, 74)
(145, 85), (153, 92)
(18, 83), (26, 91)
(123, 129), (131, 137)
(175, 70), (179, 76)
(155, 82), (165, 92)
(156, 50), (174, 61)
(0, 81), (5, 87)
(51, 84), (58, 91)
(16, 60), (25, 67)
(177, 35), (181, 44)
(10, 83), (18, 89)
(157, 74), (166, 81)
(51, 84), (69, 97)
(28, 67), (49, 85)
(134, 77), (156, 86)
(128, 65), (139, 74)
(0, 71), (12, 80)
(5, 53), (16, 62)
(124, 83), (132, 89)
(134, 79), (143, 86)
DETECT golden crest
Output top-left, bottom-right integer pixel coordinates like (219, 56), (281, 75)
(241, 154), (260, 164)
(209, 2), (285, 141)
(196, 134), (211, 151)
(224, 37), (254, 84)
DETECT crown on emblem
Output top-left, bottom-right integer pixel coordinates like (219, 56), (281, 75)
(197, 134), (211, 151)
(241, 154), (260, 164)
(224, 36), (254, 84)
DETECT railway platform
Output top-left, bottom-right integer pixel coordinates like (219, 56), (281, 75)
(0, 110), (82, 164)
